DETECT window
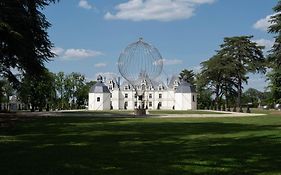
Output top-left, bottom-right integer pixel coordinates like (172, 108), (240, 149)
(193, 95), (195, 102)
(97, 97), (100, 102)
(135, 102), (137, 107)
(135, 94), (137, 98)
(149, 94), (152, 98)
(159, 102), (162, 107)
(149, 102), (152, 107)
(124, 86), (128, 90)
(159, 94), (162, 99)
(125, 94), (128, 98)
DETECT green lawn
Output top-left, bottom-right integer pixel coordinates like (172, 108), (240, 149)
(61, 110), (224, 116)
(1, 112), (281, 175)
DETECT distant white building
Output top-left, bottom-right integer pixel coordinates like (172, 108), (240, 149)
(88, 74), (197, 111)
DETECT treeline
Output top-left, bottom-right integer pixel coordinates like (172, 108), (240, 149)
(179, 1), (281, 111)
(181, 35), (279, 111)
(0, 71), (95, 111)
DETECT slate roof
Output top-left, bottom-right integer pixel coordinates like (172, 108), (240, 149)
(175, 81), (196, 93)
(89, 81), (110, 93)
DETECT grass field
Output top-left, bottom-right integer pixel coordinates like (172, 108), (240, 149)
(0, 110), (281, 175)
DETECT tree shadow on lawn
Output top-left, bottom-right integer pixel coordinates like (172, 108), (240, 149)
(1, 118), (281, 175)
(59, 111), (136, 118)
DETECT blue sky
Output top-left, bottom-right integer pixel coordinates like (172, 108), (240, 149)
(45, 0), (276, 91)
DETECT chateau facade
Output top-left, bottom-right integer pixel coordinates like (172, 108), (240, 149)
(88, 75), (197, 111)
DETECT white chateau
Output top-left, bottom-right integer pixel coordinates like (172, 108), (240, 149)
(88, 74), (197, 111)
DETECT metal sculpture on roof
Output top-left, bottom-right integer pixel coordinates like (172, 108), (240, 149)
(118, 38), (163, 114)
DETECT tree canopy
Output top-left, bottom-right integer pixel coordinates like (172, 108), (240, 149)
(268, 1), (281, 104)
(0, 0), (58, 84)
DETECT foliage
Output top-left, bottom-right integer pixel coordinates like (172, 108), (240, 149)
(0, 78), (13, 104)
(53, 72), (95, 110)
(267, 69), (281, 104)
(18, 70), (56, 111)
(268, 1), (281, 68)
(0, 0), (58, 84)
(241, 88), (266, 107)
(17, 71), (94, 111)
(218, 36), (265, 112)
(195, 73), (213, 109)
(268, 1), (281, 103)
(200, 53), (237, 110)
(179, 69), (195, 85)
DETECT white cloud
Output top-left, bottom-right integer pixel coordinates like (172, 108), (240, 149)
(52, 47), (103, 60)
(154, 59), (183, 65)
(78, 0), (93, 9)
(105, 0), (216, 22)
(63, 49), (103, 59)
(253, 13), (277, 31)
(253, 39), (274, 52)
(94, 63), (107, 68)
(162, 59), (183, 65)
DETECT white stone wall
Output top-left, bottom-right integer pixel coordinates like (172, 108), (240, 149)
(174, 93), (197, 110)
(90, 84), (197, 111)
(88, 93), (111, 110)
(111, 89), (120, 110)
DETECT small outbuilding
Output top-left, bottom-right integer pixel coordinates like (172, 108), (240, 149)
(88, 76), (111, 111)
(175, 80), (197, 110)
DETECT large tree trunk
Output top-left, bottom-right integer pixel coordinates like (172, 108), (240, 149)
(215, 85), (220, 110)
(237, 78), (243, 112)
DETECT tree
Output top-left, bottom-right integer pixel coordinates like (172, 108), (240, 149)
(55, 72), (66, 109)
(268, 1), (281, 104)
(0, 0), (58, 84)
(196, 73), (213, 109)
(267, 69), (281, 104)
(218, 36), (265, 112)
(0, 78), (14, 110)
(76, 81), (96, 108)
(18, 69), (56, 111)
(200, 54), (237, 110)
(179, 69), (195, 85)
(242, 88), (264, 108)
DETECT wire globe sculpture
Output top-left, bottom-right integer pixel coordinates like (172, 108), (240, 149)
(118, 38), (163, 96)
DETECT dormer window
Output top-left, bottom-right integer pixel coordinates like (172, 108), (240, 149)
(141, 84), (145, 90)
(124, 86), (128, 90)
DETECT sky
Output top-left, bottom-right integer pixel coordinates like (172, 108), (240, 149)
(45, 0), (276, 91)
